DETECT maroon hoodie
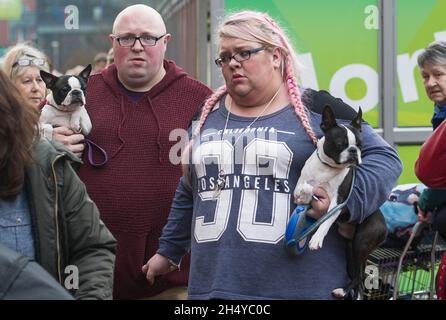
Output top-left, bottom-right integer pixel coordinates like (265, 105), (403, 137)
(78, 60), (212, 299)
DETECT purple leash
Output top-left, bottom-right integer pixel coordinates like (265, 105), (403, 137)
(83, 138), (108, 167)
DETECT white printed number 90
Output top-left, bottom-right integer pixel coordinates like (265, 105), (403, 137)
(193, 139), (293, 244)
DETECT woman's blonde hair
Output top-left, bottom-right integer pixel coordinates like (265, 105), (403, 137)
(2, 43), (50, 81)
(182, 11), (317, 174)
(216, 11), (302, 78)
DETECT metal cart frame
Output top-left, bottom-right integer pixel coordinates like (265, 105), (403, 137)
(364, 221), (444, 300)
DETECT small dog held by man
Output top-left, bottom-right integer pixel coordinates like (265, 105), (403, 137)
(39, 64), (92, 135)
(293, 105), (387, 299)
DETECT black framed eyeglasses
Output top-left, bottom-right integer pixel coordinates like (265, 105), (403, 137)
(111, 34), (166, 47)
(215, 47), (266, 67)
(12, 58), (46, 68)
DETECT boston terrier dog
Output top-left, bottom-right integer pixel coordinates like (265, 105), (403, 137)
(40, 64), (92, 135)
(294, 105), (387, 299)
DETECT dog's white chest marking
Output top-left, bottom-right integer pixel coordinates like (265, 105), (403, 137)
(295, 149), (350, 205)
(40, 92), (92, 135)
(293, 136), (356, 250)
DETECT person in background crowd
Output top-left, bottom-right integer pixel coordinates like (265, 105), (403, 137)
(416, 119), (446, 190)
(2, 43), (49, 110)
(77, 4), (212, 299)
(65, 65), (86, 76)
(0, 70), (116, 299)
(106, 47), (114, 66)
(92, 52), (108, 74)
(2, 43), (85, 157)
(415, 41), (446, 241)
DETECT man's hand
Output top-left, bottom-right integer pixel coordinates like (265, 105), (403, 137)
(141, 253), (177, 286)
(417, 206), (431, 223)
(52, 126), (85, 158)
(308, 186), (330, 219)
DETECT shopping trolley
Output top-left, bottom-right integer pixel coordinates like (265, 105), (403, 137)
(364, 221), (445, 300)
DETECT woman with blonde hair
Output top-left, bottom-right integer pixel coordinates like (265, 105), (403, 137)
(143, 11), (402, 299)
(2, 43), (49, 109)
(2, 43), (85, 157)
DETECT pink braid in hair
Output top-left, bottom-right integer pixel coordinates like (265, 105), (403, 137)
(181, 85), (228, 175)
(284, 57), (317, 144)
(261, 13), (317, 144)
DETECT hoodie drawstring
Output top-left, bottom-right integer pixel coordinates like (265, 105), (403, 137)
(146, 96), (163, 163)
(109, 95), (127, 160)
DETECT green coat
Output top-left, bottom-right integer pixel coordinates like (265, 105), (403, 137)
(26, 138), (116, 299)
(418, 188), (446, 213)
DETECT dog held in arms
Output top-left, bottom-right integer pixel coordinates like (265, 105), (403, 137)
(293, 105), (387, 299)
(39, 64), (92, 135)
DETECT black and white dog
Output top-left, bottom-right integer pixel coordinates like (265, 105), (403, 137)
(40, 64), (92, 135)
(294, 105), (387, 299)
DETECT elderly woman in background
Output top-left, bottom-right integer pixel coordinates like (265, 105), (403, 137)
(414, 41), (446, 240)
(2, 43), (85, 157)
(2, 43), (49, 110)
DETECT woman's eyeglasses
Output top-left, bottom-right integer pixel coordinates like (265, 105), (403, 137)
(12, 58), (47, 68)
(215, 47), (266, 68)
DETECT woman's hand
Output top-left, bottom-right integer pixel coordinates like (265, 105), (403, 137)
(417, 206), (431, 223)
(142, 253), (178, 286)
(308, 186), (331, 219)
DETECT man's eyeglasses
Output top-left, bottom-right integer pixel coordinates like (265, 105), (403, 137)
(12, 58), (47, 69)
(215, 47), (266, 67)
(111, 34), (166, 47)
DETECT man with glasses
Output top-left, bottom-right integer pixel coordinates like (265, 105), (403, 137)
(77, 4), (212, 300)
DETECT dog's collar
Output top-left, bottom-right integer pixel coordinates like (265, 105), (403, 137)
(316, 149), (339, 169)
(45, 100), (67, 112)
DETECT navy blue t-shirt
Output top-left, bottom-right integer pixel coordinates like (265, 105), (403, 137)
(159, 92), (402, 299)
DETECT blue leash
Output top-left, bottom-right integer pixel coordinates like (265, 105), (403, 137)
(285, 169), (356, 256)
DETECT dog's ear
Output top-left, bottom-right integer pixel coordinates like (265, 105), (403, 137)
(320, 105), (337, 132)
(78, 64), (92, 81)
(40, 70), (58, 90)
(350, 107), (362, 132)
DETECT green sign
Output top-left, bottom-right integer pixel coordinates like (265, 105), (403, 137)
(225, 0), (379, 126)
(224, 0), (446, 128)
(0, 0), (22, 20)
